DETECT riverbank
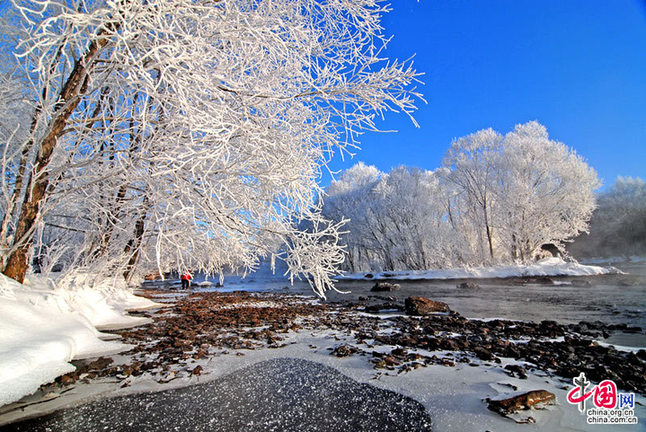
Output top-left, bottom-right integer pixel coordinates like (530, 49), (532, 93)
(2, 289), (644, 431)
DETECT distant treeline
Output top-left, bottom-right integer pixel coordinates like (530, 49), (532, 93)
(321, 122), (599, 272)
(569, 177), (646, 258)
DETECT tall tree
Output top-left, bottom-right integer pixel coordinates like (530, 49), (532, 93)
(0, 0), (421, 296)
(441, 128), (503, 264)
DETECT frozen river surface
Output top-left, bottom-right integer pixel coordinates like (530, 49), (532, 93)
(3, 359), (431, 432)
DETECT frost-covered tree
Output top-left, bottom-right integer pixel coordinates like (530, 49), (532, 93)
(369, 166), (450, 270)
(441, 128), (503, 264)
(323, 162), (383, 272)
(0, 0), (421, 296)
(441, 121), (598, 264)
(494, 121), (599, 262)
(324, 121), (599, 272)
(323, 163), (449, 272)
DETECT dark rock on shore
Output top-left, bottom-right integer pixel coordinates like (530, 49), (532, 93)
(487, 390), (555, 415)
(504, 364), (528, 379)
(364, 302), (404, 314)
(405, 296), (450, 315)
(331, 344), (359, 357)
(524, 276), (555, 285)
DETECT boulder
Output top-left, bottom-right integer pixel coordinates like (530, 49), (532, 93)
(473, 346), (497, 362)
(504, 364), (528, 379)
(371, 282), (400, 292)
(405, 296), (450, 315)
(457, 282), (480, 289)
(364, 302), (403, 314)
(487, 390), (555, 415)
(331, 344), (358, 357)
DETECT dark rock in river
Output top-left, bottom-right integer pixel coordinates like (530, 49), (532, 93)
(371, 282), (400, 292)
(405, 296), (450, 315)
(364, 273), (374, 279)
(457, 282), (480, 289)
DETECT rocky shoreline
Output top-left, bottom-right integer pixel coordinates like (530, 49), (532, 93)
(49, 289), (646, 394)
(3, 288), (645, 427)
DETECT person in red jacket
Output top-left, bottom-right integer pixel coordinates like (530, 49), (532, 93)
(180, 270), (192, 290)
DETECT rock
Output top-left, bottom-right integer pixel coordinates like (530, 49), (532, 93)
(331, 344), (358, 357)
(87, 357), (113, 371)
(504, 364), (528, 379)
(487, 390), (556, 415)
(192, 365), (203, 375)
(457, 282), (480, 289)
(364, 302), (403, 313)
(384, 356), (400, 366)
(473, 346), (496, 361)
(405, 296), (450, 315)
(144, 273), (163, 280)
(371, 282), (400, 292)
(439, 339), (459, 351)
(364, 273), (374, 279)
(58, 374), (75, 386)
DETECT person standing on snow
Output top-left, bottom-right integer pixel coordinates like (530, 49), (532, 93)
(181, 270), (192, 290)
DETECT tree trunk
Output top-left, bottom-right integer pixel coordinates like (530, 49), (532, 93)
(2, 26), (116, 282)
(483, 196), (494, 261)
(122, 195), (149, 282)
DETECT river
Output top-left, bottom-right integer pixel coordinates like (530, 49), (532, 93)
(175, 260), (646, 348)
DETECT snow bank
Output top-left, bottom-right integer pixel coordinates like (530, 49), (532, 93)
(342, 258), (616, 280)
(50, 274), (158, 330)
(0, 274), (160, 407)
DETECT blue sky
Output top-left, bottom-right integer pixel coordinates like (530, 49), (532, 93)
(325, 0), (646, 189)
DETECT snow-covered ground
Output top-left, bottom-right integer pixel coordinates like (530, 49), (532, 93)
(0, 273), (161, 407)
(341, 258), (618, 280)
(2, 327), (643, 431)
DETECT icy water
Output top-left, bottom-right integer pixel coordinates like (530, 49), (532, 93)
(327, 262), (646, 348)
(3, 359), (432, 432)
(172, 260), (646, 347)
